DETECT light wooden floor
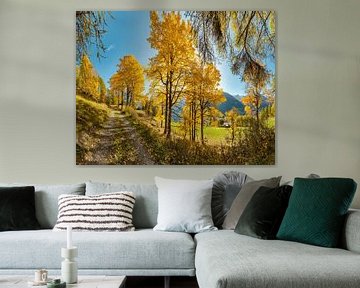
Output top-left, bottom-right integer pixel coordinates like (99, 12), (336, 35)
(126, 276), (199, 288)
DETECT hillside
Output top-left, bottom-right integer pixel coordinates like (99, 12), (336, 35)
(217, 92), (245, 115)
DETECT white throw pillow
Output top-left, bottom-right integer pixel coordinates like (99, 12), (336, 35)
(53, 192), (135, 232)
(153, 177), (217, 233)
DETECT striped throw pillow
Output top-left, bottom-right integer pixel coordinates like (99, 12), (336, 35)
(53, 192), (136, 231)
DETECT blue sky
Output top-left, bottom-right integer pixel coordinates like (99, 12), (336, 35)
(88, 11), (275, 97)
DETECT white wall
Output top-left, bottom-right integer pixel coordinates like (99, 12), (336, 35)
(0, 0), (359, 208)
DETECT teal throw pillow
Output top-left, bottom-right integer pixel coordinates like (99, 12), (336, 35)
(277, 178), (357, 247)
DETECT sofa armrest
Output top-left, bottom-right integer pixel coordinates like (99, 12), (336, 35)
(342, 209), (360, 253)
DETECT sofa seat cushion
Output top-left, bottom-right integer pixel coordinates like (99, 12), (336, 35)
(0, 229), (195, 270)
(195, 230), (360, 288)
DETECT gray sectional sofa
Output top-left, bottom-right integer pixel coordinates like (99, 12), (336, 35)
(1, 181), (360, 288)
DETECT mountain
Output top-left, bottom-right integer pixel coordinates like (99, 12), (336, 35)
(172, 91), (271, 121)
(234, 94), (245, 101)
(217, 92), (245, 115)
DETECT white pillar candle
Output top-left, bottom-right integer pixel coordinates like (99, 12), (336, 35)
(67, 225), (72, 249)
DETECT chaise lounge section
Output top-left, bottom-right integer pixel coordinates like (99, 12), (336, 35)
(195, 216), (360, 288)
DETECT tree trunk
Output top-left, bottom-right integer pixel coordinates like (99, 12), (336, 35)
(166, 73), (173, 139)
(164, 94), (168, 135)
(232, 127), (235, 144)
(163, 77), (169, 135)
(166, 98), (172, 138)
(120, 91), (124, 111)
(200, 109), (204, 144)
(160, 104), (164, 129)
(255, 93), (260, 128)
(125, 89), (129, 107)
(191, 102), (196, 142)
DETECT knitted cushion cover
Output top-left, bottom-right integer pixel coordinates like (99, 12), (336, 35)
(53, 192), (135, 231)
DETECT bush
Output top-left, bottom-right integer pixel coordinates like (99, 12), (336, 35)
(128, 113), (275, 165)
(227, 123), (275, 165)
(124, 106), (139, 121)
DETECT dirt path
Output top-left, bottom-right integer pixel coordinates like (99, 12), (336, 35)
(118, 114), (155, 165)
(86, 110), (155, 165)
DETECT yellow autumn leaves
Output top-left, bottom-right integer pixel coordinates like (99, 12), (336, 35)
(76, 54), (107, 104)
(110, 55), (145, 110)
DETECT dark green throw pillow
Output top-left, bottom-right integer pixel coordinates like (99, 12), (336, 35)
(235, 185), (293, 239)
(277, 178), (357, 247)
(0, 186), (41, 231)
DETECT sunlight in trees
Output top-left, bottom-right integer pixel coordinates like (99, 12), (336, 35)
(110, 55), (145, 110)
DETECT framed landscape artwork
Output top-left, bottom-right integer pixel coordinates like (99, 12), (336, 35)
(76, 11), (276, 165)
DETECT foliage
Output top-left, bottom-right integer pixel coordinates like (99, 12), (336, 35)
(147, 11), (195, 138)
(129, 114), (274, 165)
(77, 54), (100, 102)
(188, 11), (275, 126)
(110, 55), (145, 110)
(76, 11), (111, 62)
(187, 11), (275, 82)
(225, 107), (240, 144)
(229, 122), (275, 165)
(184, 60), (224, 143)
(98, 76), (107, 103)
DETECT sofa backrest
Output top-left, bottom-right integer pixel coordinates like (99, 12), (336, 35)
(86, 181), (158, 229)
(0, 182), (86, 228)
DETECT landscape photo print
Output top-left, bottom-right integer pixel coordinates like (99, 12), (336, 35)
(76, 11), (276, 165)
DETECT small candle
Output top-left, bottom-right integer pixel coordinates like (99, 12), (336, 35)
(67, 225), (72, 249)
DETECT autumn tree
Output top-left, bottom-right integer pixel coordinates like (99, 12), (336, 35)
(195, 63), (223, 143)
(76, 11), (111, 62)
(77, 54), (100, 102)
(185, 60), (224, 143)
(147, 11), (196, 138)
(148, 83), (166, 128)
(182, 65), (199, 141)
(188, 11), (275, 129)
(225, 107), (240, 145)
(241, 62), (270, 124)
(109, 73), (124, 108)
(110, 55), (144, 110)
(98, 76), (107, 103)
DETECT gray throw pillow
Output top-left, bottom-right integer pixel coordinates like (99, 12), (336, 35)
(153, 177), (217, 233)
(222, 176), (281, 230)
(283, 173), (320, 186)
(212, 171), (251, 228)
(0, 183), (85, 228)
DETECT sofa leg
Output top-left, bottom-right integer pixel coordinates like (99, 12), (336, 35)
(164, 276), (170, 288)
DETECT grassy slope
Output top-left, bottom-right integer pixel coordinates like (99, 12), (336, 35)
(76, 95), (110, 133)
(171, 123), (229, 145)
(76, 95), (111, 163)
